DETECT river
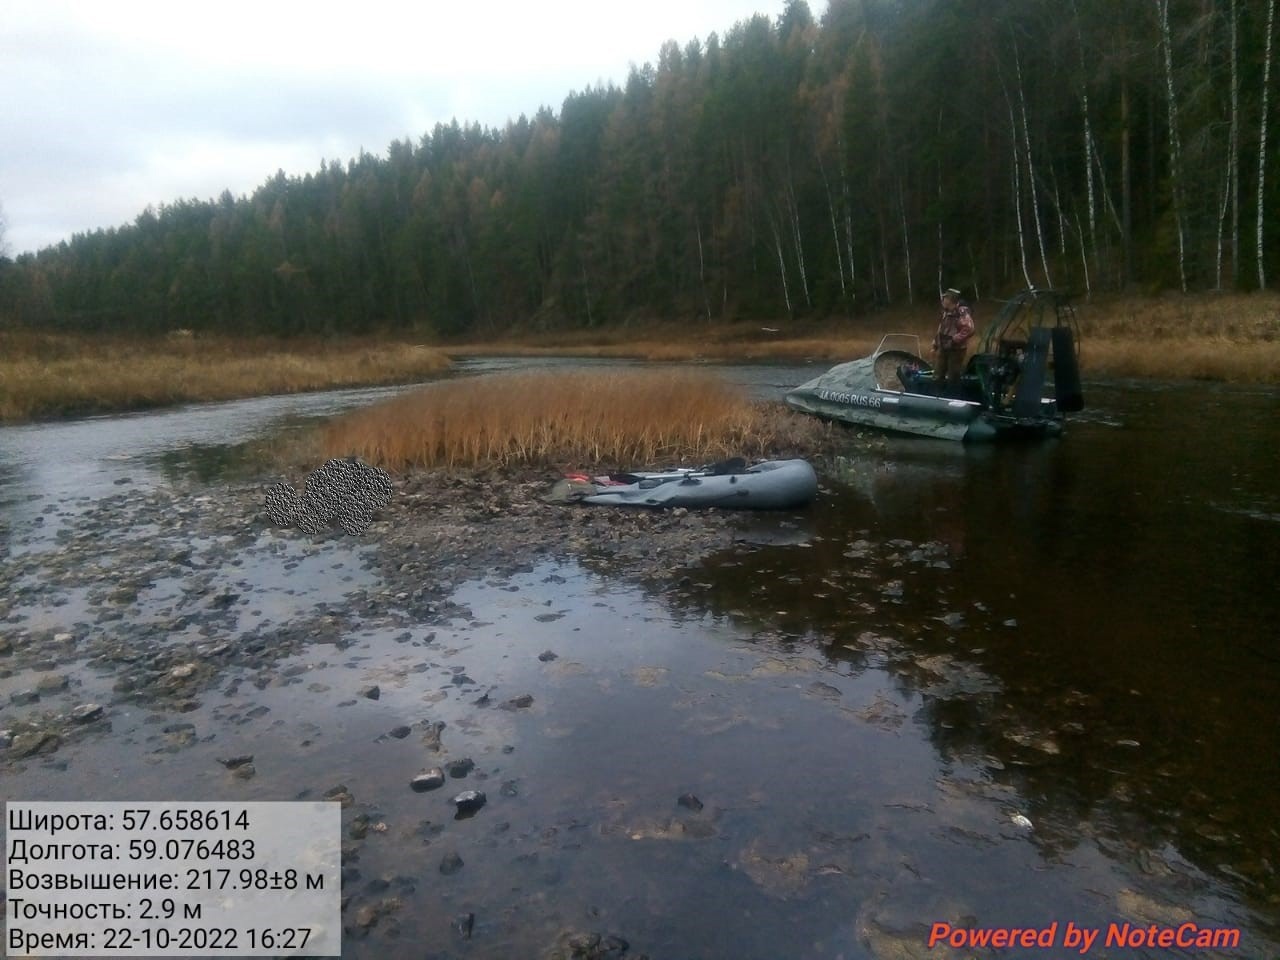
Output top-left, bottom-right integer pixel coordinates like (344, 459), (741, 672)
(1, 361), (1277, 958)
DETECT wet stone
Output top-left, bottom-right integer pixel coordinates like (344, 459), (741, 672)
(677, 793), (704, 812)
(11, 731), (60, 758)
(451, 790), (486, 817)
(163, 723), (196, 748)
(388, 725), (411, 739)
(538, 650), (559, 662)
(325, 784), (355, 808)
(410, 769), (446, 793)
(10, 690), (40, 706)
(71, 703), (104, 724)
(359, 684), (380, 700)
(500, 693), (534, 710)
(36, 670), (68, 696)
(808, 681), (842, 700)
(446, 758), (475, 778)
(422, 721), (445, 751)
(453, 912), (475, 939)
(439, 852), (464, 875)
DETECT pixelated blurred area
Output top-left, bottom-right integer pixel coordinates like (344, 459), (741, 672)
(264, 458), (394, 536)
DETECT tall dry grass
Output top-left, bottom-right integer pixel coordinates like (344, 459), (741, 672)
(1077, 292), (1280, 381)
(0, 331), (451, 422)
(1082, 338), (1280, 381)
(312, 369), (835, 472)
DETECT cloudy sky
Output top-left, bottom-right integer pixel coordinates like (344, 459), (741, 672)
(2, 0), (790, 257)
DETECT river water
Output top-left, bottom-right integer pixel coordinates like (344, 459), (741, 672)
(1, 361), (1278, 958)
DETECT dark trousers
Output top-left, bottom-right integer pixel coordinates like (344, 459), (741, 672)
(934, 347), (967, 395)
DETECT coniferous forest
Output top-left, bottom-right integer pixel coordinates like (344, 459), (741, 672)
(1, 0), (1278, 337)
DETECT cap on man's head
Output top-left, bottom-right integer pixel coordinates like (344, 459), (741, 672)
(944, 287), (961, 297)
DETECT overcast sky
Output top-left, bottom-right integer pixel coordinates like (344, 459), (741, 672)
(1, 0), (790, 257)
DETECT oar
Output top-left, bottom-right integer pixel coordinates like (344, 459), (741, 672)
(602, 456), (749, 485)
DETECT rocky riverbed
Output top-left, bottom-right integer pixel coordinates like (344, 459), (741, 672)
(1, 466), (740, 713)
(0, 464), (824, 957)
(4, 454), (1277, 959)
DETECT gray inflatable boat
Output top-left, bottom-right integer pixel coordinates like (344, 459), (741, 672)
(548, 458), (818, 510)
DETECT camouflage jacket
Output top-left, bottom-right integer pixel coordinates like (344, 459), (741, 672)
(935, 304), (975, 350)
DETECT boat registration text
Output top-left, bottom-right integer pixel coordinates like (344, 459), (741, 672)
(817, 389), (882, 408)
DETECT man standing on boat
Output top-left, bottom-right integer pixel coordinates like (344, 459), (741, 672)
(932, 288), (975, 397)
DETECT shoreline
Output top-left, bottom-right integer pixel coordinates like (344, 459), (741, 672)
(3, 290), (1279, 425)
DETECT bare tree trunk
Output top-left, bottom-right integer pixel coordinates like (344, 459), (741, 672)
(1071, 1), (1100, 276)
(936, 165), (943, 295)
(1088, 129), (1125, 240)
(837, 128), (856, 297)
(818, 156), (846, 301)
(1004, 88), (1034, 289)
(695, 216), (711, 321)
(1051, 169), (1068, 257)
(1216, 164), (1231, 290)
(1230, 0), (1241, 287)
(1073, 200), (1092, 295)
(1157, 0), (1188, 291)
(1121, 78), (1133, 285)
(878, 206), (892, 304)
(1012, 33), (1053, 288)
(1258, 0), (1275, 289)
(579, 250), (594, 327)
(898, 177), (913, 303)
(1083, 94), (1099, 270)
(788, 188), (810, 309)
(769, 214), (793, 317)
(967, 242), (981, 301)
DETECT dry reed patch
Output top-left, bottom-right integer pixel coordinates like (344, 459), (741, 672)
(1077, 292), (1280, 341)
(0, 333), (451, 422)
(1084, 337), (1280, 382)
(314, 369), (836, 472)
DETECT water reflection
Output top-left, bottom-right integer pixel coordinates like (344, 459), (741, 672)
(654, 385), (1280, 922)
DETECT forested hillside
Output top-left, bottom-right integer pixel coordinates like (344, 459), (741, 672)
(2, 0), (1276, 336)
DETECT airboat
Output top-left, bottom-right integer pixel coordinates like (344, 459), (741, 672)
(785, 289), (1085, 441)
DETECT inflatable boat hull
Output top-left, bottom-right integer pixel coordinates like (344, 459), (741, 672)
(572, 459), (818, 509)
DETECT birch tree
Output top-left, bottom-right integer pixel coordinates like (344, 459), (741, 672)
(1157, 0), (1188, 291)
(1259, 0), (1276, 289)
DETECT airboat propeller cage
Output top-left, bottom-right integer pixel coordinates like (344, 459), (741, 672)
(981, 288), (1084, 415)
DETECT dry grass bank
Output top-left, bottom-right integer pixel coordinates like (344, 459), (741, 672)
(0, 331), (451, 422)
(3, 292), (1276, 426)
(309, 369), (842, 472)
(446, 292), (1280, 380)
(1076, 292), (1280, 381)
(1082, 337), (1280, 381)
